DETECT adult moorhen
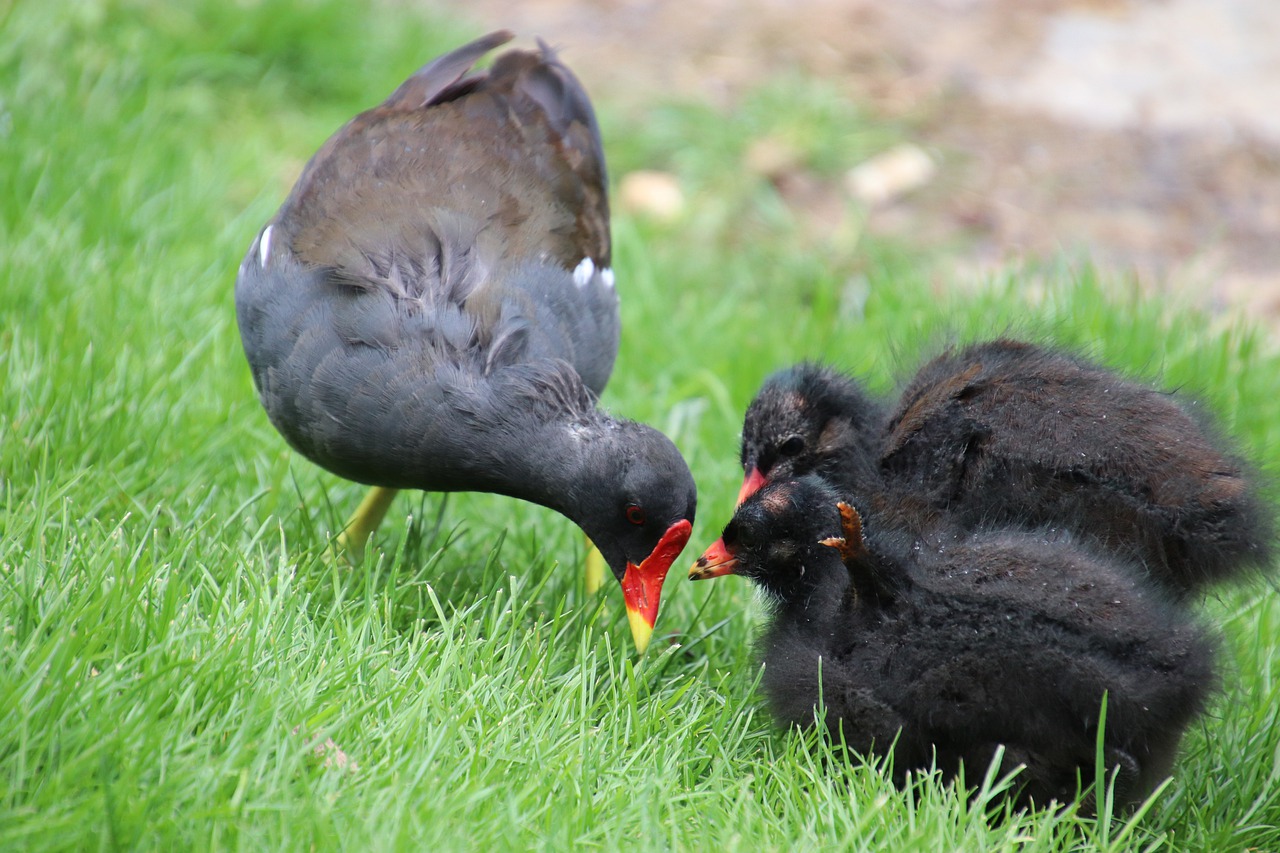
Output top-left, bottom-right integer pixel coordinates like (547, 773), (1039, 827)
(736, 340), (1272, 597)
(691, 475), (1218, 811)
(234, 31), (696, 652)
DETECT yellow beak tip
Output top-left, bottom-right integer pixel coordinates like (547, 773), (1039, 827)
(626, 608), (654, 655)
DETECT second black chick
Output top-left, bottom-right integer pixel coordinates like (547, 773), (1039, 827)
(737, 362), (886, 504)
(691, 475), (1218, 811)
(882, 339), (1272, 596)
(738, 340), (1273, 597)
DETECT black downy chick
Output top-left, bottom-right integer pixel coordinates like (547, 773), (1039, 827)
(737, 363), (887, 505)
(738, 341), (1272, 597)
(882, 339), (1272, 596)
(692, 475), (1219, 811)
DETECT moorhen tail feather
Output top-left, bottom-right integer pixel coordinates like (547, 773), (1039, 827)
(234, 32), (695, 650)
(705, 476), (1218, 811)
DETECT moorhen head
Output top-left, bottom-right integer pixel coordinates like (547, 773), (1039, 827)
(234, 31), (696, 651)
(692, 476), (1218, 811)
(690, 475), (858, 612)
(737, 363), (886, 506)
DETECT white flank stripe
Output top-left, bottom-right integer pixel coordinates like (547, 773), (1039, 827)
(258, 224), (274, 268)
(572, 256), (595, 288)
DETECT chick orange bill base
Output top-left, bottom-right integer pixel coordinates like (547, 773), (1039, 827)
(621, 518), (693, 653)
(688, 537), (738, 580)
(736, 467), (767, 507)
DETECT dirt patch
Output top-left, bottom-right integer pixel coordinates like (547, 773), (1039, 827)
(446, 0), (1280, 328)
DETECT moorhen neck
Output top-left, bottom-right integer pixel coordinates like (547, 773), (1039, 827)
(692, 476), (1218, 811)
(234, 31), (696, 652)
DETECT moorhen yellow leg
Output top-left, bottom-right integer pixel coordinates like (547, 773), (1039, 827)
(335, 486), (400, 562)
(584, 537), (606, 595)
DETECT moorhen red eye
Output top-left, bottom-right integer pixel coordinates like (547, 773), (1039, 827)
(234, 32), (696, 653)
(693, 475), (1218, 812)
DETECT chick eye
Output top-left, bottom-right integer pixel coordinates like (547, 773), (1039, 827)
(625, 504), (646, 526)
(779, 435), (805, 457)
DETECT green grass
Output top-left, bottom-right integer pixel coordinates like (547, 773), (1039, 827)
(3, 0), (1279, 849)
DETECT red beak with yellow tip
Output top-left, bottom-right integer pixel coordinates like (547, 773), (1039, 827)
(621, 519), (693, 654)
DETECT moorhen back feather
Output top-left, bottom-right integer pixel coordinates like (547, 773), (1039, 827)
(235, 32), (696, 651)
(693, 476), (1218, 811)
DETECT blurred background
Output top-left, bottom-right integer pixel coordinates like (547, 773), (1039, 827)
(454, 0), (1280, 329)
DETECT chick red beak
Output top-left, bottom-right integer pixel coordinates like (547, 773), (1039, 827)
(621, 519), (693, 654)
(687, 537), (739, 581)
(736, 466), (768, 507)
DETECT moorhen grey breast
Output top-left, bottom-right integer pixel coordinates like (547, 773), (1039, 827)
(691, 475), (1218, 811)
(234, 31), (695, 652)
